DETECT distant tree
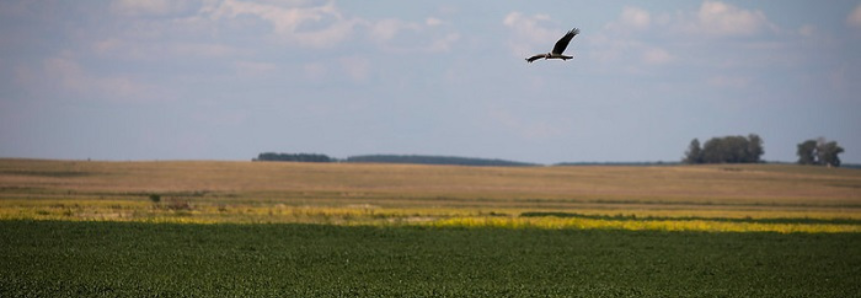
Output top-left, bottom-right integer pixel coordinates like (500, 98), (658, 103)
(797, 138), (845, 167)
(817, 139), (844, 167)
(692, 134), (764, 164)
(796, 140), (818, 165)
(683, 138), (703, 164)
(700, 138), (721, 163)
(724, 135), (748, 163)
(746, 134), (764, 163)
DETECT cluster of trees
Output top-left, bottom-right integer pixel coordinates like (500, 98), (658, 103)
(252, 153), (534, 167)
(797, 138), (844, 167)
(253, 153), (333, 163)
(684, 135), (846, 167)
(256, 138), (847, 167)
(684, 134), (764, 164)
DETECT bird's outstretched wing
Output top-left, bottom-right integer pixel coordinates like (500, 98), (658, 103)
(551, 28), (579, 55)
(525, 54), (545, 63)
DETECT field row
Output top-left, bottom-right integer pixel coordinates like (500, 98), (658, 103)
(2, 159), (860, 233)
(2, 220), (859, 298)
(2, 159), (860, 208)
(2, 198), (859, 233)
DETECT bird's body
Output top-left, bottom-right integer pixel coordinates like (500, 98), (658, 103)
(526, 53), (573, 62)
(526, 28), (579, 63)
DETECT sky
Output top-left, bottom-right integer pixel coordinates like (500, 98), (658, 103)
(1, 1), (860, 164)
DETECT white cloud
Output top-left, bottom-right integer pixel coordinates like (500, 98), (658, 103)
(171, 42), (239, 57)
(207, 0), (356, 48)
(503, 12), (557, 41)
(340, 56), (370, 82)
(205, 1), (457, 53)
(235, 61), (277, 76)
(38, 54), (153, 102)
(798, 24), (815, 37)
(111, 0), (191, 16)
(425, 17), (444, 27)
(615, 6), (651, 31)
(591, 1), (788, 75)
(93, 38), (123, 53)
(503, 12), (562, 56)
(93, 39), (242, 60)
(368, 17), (459, 53)
(603, 1), (776, 39)
(588, 33), (671, 69)
(428, 33), (460, 53)
(690, 1), (774, 36)
(707, 75), (751, 88)
(369, 19), (418, 42)
(303, 63), (327, 80)
(848, 3), (861, 28)
(591, 7), (655, 67)
(642, 48), (672, 65)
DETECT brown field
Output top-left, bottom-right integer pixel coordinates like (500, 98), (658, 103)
(1, 158), (860, 230)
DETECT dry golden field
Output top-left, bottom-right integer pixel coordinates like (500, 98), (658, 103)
(1, 158), (860, 232)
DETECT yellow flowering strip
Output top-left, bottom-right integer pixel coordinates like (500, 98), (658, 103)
(1, 199), (859, 233)
(428, 216), (861, 233)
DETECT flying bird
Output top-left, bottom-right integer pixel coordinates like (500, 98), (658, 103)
(526, 28), (580, 63)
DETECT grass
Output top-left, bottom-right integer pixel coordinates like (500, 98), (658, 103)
(2, 159), (860, 296)
(1, 220), (859, 298)
(2, 198), (859, 233)
(1, 158), (860, 232)
(520, 211), (861, 225)
(2, 159), (860, 207)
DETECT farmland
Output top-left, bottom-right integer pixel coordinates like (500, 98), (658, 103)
(2, 221), (860, 297)
(1, 158), (860, 231)
(1, 158), (861, 297)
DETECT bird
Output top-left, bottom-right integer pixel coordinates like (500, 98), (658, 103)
(526, 28), (580, 63)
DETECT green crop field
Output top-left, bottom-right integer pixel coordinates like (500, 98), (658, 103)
(2, 221), (860, 298)
(1, 159), (861, 297)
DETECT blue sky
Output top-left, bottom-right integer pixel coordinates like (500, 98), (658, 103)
(1, 0), (860, 164)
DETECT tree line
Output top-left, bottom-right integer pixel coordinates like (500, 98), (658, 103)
(253, 153), (535, 167)
(683, 134), (845, 167)
(253, 153), (333, 163)
(253, 136), (847, 167)
(346, 154), (537, 167)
